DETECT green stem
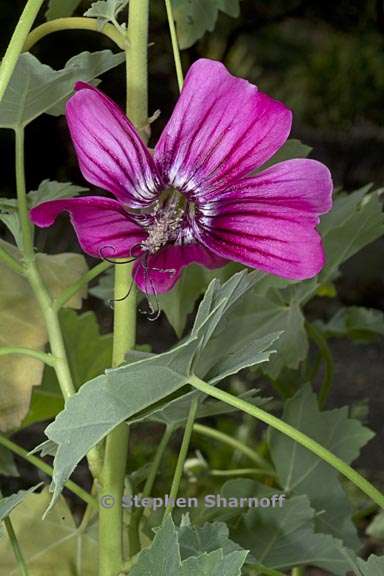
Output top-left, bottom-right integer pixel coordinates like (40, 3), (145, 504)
(99, 2), (148, 572)
(193, 422), (274, 472)
(164, 398), (199, 518)
(53, 260), (111, 311)
(4, 517), (29, 576)
(0, 245), (24, 274)
(210, 468), (273, 477)
(189, 375), (384, 510)
(128, 425), (174, 556)
(15, 127), (103, 480)
(164, 0), (184, 91)
(291, 567), (305, 576)
(0, 434), (96, 508)
(0, 347), (55, 366)
(0, 0), (45, 102)
(306, 321), (334, 408)
(23, 17), (127, 52)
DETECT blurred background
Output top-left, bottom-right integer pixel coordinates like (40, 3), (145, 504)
(0, 0), (383, 556)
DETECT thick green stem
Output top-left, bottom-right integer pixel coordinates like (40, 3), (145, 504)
(164, 0), (184, 90)
(15, 128), (33, 258)
(23, 17), (127, 52)
(99, 2), (149, 573)
(53, 260), (111, 311)
(193, 422), (274, 472)
(164, 398), (199, 518)
(0, 434), (96, 508)
(0, 0), (45, 102)
(0, 347), (55, 366)
(3, 517), (29, 576)
(189, 375), (384, 510)
(129, 425), (174, 556)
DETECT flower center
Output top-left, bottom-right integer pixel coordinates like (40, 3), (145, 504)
(141, 189), (187, 254)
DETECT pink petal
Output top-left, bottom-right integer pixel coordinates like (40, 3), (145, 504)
(30, 197), (146, 258)
(154, 59), (292, 199)
(66, 83), (160, 208)
(197, 159), (333, 280)
(133, 243), (226, 294)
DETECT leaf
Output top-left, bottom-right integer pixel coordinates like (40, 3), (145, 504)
(0, 485), (42, 521)
(172, 0), (241, 49)
(0, 212), (23, 248)
(317, 306), (384, 342)
(0, 446), (19, 477)
(178, 518), (244, 559)
(46, 0), (83, 19)
(28, 180), (88, 208)
(45, 337), (199, 507)
(0, 488), (98, 575)
(268, 385), (374, 549)
(357, 554), (384, 576)
(84, 0), (129, 26)
(44, 271), (278, 505)
(0, 50), (125, 129)
(0, 240), (87, 431)
(130, 516), (248, 576)
(230, 490), (359, 575)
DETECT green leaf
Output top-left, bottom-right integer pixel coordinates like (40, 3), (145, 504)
(130, 516), (248, 576)
(44, 271), (278, 505)
(0, 488), (98, 575)
(0, 240), (87, 432)
(0, 485), (42, 521)
(357, 554), (384, 576)
(172, 0), (241, 49)
(0, 213), (23, 248)
(46, 0), (83, 19)
(0, 50), (125, 129)
(317, 306), (384, 341)
(84, 0), (128, 26)
(0, 446), (19, 477)
(28, 180), (88, 208)
(178, 518), (244, 559)
(268, 385), (374, 549)
(230, 489), (359, 574)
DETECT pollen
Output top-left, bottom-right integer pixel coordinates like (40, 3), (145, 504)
(141, 201), (184, 254)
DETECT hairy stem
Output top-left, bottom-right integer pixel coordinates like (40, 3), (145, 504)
(189, 375), (384, 509)
(99, 1), (149, 573)
(23, 17), (127, 52)
(0, 0), (45, 102)
(0, 434), (96, 508)
(164, 398), (199, 518)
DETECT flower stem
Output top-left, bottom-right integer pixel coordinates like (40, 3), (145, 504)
(0, 347), (55, 366)
(164, 398), (199, 518)
(306, 321), (334, 408)
(0, 0), (45, 102)
(0, 434), (96, 508)
(23, 17), (127, 52)
(53, 260), (111, 311)
(128, 425), (175, 556)
(210, 468), (273, 477)
(98, 1), (149, 573)
(0, 244), (24, 274)
(164, 0), (184, 91)
(189, 375), (384, 510)
(3, 516), (29, 576)
(193, 422), (274, 472)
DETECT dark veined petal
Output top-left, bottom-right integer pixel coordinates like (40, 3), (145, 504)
(66, 83), (160, 208)
(154, 59), (292, 200)
(196, 158), (333, 280)
(30, 197), (146, 258)
(133, 242), (226, 294)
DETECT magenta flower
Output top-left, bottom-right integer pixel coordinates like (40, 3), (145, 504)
(30, 59), (332, 294)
